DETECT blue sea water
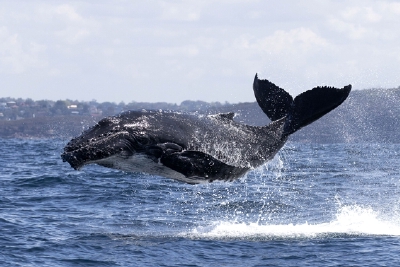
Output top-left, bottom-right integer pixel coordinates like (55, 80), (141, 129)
(1, 138), (400, 266)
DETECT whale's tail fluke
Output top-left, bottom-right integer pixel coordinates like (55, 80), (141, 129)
(253, 74), (351, 136)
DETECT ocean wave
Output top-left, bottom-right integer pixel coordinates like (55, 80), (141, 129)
(186, 205), (400, 240)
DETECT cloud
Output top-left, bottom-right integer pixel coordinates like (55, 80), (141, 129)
(1, 0), (400, 102)
(0, 26), (46, 74)
(250, 28), (328, 55)
(328, 18), (368, 40)
(157, 45), (199, 57)
(55, 4), (83, 22)
(219, 27), (331, 82)
(159, 1), (203, 21)
(329, 1), (400, 40)
(37, 3), (99, 45)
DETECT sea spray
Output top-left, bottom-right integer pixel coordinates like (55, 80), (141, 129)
(187, 204), (400, 239)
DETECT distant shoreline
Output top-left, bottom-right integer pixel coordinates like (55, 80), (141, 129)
(0, 115), (97, 139)
(1, 88), (400, 143)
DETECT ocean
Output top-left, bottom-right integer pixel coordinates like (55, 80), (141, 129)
(1, 138), (400, 266)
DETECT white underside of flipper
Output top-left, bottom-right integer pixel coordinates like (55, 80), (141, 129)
(92, 153), (210, 184)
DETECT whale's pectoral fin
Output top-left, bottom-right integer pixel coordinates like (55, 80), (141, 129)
(160, 151), (248, 182)
(145, 142), (183, 163)
(160, 151), (222, 179)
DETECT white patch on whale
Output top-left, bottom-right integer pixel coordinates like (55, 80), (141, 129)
(93, 153), (210, 184)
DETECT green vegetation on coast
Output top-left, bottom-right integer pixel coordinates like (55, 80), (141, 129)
(1, 88), (400, 143)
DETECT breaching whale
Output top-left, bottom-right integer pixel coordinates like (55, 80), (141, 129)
(61, 74), (351, 184)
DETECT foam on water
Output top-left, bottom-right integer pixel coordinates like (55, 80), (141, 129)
(188, 205), (400, 239)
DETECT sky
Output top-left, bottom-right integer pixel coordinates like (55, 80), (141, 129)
(1, 0), (400, 104)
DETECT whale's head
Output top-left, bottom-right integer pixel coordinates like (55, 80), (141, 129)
(61, 114), (146, 170)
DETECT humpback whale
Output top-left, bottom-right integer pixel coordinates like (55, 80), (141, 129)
(61, 74), (351, 184)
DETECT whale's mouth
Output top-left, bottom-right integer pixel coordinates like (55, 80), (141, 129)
(61, 146), (121, 170)
(61, 152), (84, 170)
(61, 128), (135, 170)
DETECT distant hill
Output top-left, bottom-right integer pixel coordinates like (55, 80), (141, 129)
(0, 88), (399, 143)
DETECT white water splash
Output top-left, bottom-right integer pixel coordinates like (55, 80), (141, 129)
(187, 205), (400, 239)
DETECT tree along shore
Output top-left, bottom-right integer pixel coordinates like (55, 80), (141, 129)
(0, 88), (399, 143)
